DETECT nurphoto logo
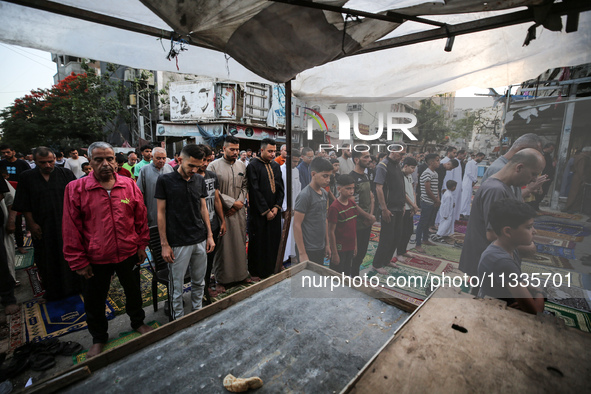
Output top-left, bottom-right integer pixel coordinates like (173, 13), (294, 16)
(305, 107), (418, 153)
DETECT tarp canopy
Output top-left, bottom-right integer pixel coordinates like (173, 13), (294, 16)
(0, 0), (589, 100)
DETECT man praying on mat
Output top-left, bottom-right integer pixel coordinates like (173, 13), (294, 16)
(63, 142), (152, 358)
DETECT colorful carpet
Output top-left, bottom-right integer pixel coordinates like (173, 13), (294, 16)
(23, 236), (32, 248)
(538, 211), (583, 221)
(535, 244), (576, 260)
(14, 249), (34, 270)
(24, 294), (116, 343)
(545, 302), (591, 332)
(533, 235), (576, 248)
(72, 320), (161, 364)
(414, 244), (462, 263)
(533, 221), (591, 237)
(369, 224), (381, 243)
(454, 221), (468, 234)
(546, 286), (591, 313)
(7, 307), (25, 353)
(521, 262), (583, 288)
(450, 233), (465, 243)
(107, 267), (169, 316)
(535, 230), (584, 242)
(522, 254), (573, 270)
(25, 266), (44, 298)
(402, 252), (458, 275)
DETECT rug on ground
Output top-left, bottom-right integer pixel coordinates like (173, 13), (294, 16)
(72, 320), (161, 364)
(106, 267), (169, 315)
(544, 302), (591, 332)
(535, 244), (576, 259)
(25, 294), (115, 343)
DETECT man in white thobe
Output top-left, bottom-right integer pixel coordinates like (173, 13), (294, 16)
(460, 152), (485, 217)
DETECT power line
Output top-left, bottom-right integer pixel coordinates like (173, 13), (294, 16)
(3, 44), (53, 62)
(0, 44), (55, 71)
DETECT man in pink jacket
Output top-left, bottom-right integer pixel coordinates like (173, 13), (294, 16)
(63, 141), (152, 358)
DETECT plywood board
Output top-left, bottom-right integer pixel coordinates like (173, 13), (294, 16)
(344, 287), (591, 393)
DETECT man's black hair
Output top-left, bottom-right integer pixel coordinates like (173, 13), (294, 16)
(446, 146), (456, 153)
(337, 173), (355, 186)
(224, 136), (240, 146)
(260, 138), (276, 150)
(116, 153), (126, 164)
(476, 152), (485, 157)
(0, 145), (12, 151)
(311, 156), (333, 173)
(329, 158), (339, 165)
(425, 153), (439, 164)
(81, 162), (91, 169)
(446, 180), (457, 189)
(140, 144), (153, 152)
(181, 144), (206, 160)
(291, 149), (301, 158)
(199, 144), (212, 156)
(458, 149), (466, 155)
(33, 146), (55, 159)
(449, 159), (459, 168)
(402, 157), (417, 167)
(301, 147), (314, 156)
(543, 142), (555, 150)
(489, 199), (537, 236)
(352, 150), (370, 161)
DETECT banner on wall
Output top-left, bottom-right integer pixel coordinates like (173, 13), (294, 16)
(169, 82), (216, 121)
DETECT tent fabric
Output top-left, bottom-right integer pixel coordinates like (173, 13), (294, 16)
(0, 0), (588, 100)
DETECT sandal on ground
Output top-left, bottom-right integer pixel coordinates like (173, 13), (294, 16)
(60, 341), (83, 356)
(29, 352), (56, 371)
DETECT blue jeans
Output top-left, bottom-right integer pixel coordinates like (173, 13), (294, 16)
(416, 201), (436, 246)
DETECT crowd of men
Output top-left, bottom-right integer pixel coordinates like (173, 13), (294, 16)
(1, 134), (590, 358)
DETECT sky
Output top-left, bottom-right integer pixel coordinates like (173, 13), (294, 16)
(0, 43), (500, 114)
(0, 44), (56, 112)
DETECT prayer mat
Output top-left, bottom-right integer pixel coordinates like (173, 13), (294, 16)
(413, 214), (420, 226)
(544, 301), (591, 333)
(25, 266), (44, 298)
(533, 221), (591, 237)
(414, 244), (462, 263)
(72, 320), (161, 365)
(535, 244), (576, 260)
(107, 268), (169, 316)
(538, 211), (583, 221)
(401, 252), (458, 275)
(359, 242), (379, 271)
(520, 262), (584, 288)
(522, 254), (574, 270)
(546, 286), (591, 313)
(211, 281), (256, 303)
(7, 307), (25, 353)
(24, 294), (115, 343)
(450, 233), (465, 243)
(454, 221), (467, 234)
(14, 249), (34, 270)
(533, 235), (575, 248)
(369, 224), (381, 243)
(535, 230), (584, 242)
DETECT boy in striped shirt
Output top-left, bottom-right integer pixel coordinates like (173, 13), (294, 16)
(328, 174), (358, 276)
(416, 153), (441, 253)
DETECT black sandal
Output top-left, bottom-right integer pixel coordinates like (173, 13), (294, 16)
(29, 352), (56, 371)
(60, 341), (83, 356)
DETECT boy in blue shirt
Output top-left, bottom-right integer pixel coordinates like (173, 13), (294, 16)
(477, 199), (545, 314)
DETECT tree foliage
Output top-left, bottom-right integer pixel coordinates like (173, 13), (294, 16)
(0, 63), (130, 153)
(414, 99), (452, 148)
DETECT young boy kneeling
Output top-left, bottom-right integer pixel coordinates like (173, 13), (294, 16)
(477, 199), (545, 314)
